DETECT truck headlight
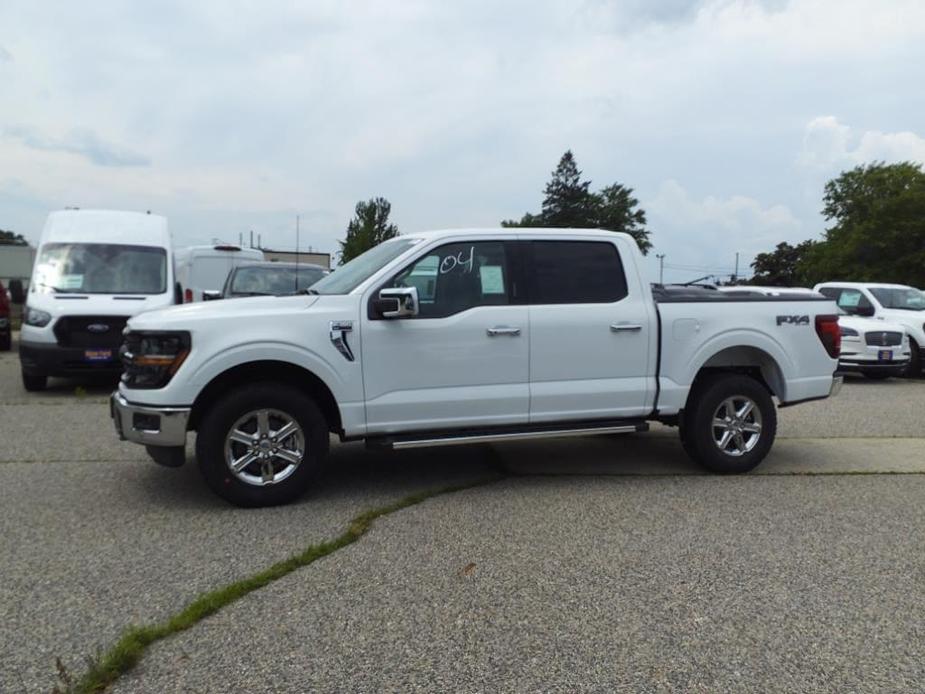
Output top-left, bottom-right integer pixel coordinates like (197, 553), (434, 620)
(23, 305), (52, 327)
(121, 331), (191, 389)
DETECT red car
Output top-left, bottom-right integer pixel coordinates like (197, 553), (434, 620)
(0, 280), (11, 351)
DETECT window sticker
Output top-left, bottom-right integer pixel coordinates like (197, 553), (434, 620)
(479, 265), (505, 294)
(59, 274), (84, 290)
(838, 291), (861, 308)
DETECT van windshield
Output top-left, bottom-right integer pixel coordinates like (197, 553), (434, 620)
(33, 243), (167, 295)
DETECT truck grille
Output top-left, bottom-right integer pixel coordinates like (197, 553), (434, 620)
(864, 331), (903, 347)
(53, 316), (129, 349)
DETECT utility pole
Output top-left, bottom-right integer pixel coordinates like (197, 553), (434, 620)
(734, 252), (739, 283)
(656, 254), (666, 285)
(295, 215), (300, 294)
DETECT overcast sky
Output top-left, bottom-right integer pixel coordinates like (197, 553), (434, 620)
(2, 0), (924, 281)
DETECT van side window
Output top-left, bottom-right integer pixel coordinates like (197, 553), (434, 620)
(388, 242), (510, 318)
(835, 289), (873, 314)
(529, 241), (628, 304)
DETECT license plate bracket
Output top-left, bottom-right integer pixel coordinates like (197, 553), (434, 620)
(85, 349), (113, 362)
(878, 350), (893, 361)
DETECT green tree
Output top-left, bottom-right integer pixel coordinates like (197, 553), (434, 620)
(594, 183), (651, 254)
(338, 197), (399, 264)
(502, 150), (652, 254)
(749, 240), (816, 286)
(0, 229), (28, 246)
(800, 162), (925, 286)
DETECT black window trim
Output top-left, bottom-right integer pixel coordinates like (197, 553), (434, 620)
(367, 239), (519, 320)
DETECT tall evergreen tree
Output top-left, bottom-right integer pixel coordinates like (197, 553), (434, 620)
(338, 197), (399, 264)
(540, 150), (595, 227)
(502, 150), (652, 254)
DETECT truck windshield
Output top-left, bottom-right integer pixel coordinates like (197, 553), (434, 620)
(33, 243), (167, 295)
(869, 287), (925, 311)
(309, 238), (420, 295)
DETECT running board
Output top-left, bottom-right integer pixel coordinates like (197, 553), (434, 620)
(375, 420), (649, 451)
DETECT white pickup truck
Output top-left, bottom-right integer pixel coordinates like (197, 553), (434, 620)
(112, 229), (843, 506)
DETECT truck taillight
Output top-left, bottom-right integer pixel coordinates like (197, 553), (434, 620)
(184, 288), (193, 303)
(815, 314), (841, 358)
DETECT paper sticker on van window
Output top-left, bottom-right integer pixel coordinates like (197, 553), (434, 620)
(480, 266), (505, 294)
(59, 274), (84, 290)
(838, 291), (862, 308)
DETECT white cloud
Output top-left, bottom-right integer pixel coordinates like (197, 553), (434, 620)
(799, 116), (925, 170)
(4, 125), (150, 167)
(647, 180), (802, 281)
(0, 45), (11, 62)
(0, 0), (924, 259)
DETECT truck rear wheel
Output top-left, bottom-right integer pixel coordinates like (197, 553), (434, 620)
(195, 383), (329, 507)
(681, 373), (776, 474)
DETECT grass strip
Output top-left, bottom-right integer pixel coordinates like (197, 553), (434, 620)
(69, 474), (502, 693)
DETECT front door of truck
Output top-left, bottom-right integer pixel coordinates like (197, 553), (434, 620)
(361, 239), (529, 434)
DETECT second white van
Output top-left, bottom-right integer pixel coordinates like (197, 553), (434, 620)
(174, 245), (264, 303)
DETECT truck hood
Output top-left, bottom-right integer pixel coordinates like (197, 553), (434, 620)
(129, 294), (320, 330)
(839, 314), (906, 335)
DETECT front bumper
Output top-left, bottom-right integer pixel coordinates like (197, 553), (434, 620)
(838, 358), (910, 375)
(111, 391), (190, 447)
(20, 340), (122, 375)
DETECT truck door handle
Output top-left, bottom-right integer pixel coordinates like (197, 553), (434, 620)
(487, 326), (521, 337)
(611, 323), (642, 332)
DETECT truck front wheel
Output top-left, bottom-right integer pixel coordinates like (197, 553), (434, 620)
(195, 383), (329, 507)
(681, 374), (777, 474)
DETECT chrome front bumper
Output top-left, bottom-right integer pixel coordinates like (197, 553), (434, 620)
(111, 392), (190, 447)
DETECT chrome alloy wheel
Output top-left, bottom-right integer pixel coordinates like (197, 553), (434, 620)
(223, 409), (305, 486)
(711, 396), (763, 457)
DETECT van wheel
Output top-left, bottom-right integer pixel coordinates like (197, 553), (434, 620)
(22, 368), (47, 392)
(195, 383), (328, 507)
(682, 374), (776, 474)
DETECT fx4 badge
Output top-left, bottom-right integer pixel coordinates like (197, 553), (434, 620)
(776, 315), (810, 326)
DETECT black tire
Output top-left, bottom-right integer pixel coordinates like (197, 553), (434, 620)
(22, 368), (47, 392)
(681, 373), (777, 474)
(0, 333), (10, 351)
(862, 372), (893, 380)
(195, 382), (328, 507)
(904, 341), (921, 378)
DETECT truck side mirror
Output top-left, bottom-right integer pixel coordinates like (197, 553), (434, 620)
(374, 287), (419, 319)
(855, 305), (875, 317)
(202, 290), (223, 301)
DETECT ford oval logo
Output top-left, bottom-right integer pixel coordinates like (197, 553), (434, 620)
(87, 323), (110, 334)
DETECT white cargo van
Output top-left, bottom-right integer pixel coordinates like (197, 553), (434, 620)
(19, 209), (175, 391)
(174, 245), (264, 303)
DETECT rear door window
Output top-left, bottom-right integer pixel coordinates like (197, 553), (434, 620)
(528, 241), (628, 304)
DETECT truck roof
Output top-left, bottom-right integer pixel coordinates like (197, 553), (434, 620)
(408, 227), (630, 240)
(814, 281), (914, 290)
(41, 209), (170, 247)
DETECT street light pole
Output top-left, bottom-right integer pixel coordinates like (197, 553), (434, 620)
(656, 253), (666, 285)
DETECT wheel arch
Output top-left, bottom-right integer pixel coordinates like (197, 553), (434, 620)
(686, 345), (786, 408)
(188, 360), (343, 435)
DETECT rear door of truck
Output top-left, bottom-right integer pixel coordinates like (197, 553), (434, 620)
(524, 235), (657, 422)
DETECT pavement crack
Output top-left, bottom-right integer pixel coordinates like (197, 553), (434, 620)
(64, 473), (504, 694)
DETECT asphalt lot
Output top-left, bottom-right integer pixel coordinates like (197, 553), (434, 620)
(2, 336), (924, 692)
